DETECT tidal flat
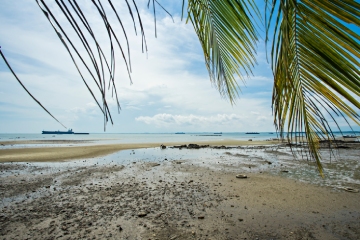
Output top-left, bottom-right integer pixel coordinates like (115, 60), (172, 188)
(0, 141), (359, 239)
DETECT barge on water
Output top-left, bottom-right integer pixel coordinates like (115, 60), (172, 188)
(42, 129), (89, 134)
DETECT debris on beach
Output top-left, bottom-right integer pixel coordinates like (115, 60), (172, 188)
(236, 174), (247, 179)
(137, 211), (147, 217)
(340, 187), (359, 193)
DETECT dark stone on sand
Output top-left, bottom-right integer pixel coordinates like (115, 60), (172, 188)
(138, 211), (147, 217)
(188, 144), (200, 149)
(173, 145), (187, 148)
(236, 174), (247, 179)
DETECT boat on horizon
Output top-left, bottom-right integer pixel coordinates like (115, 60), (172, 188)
(246, 132), (260, 134)
(42, 129), (74, 134)
(42, 129), (89, 135)
(175, 132), (185, 134)
(214, 132), (222, 134)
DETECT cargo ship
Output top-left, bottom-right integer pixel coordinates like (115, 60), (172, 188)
(42, 129), (89, 134)
(42, 129), (74, 134)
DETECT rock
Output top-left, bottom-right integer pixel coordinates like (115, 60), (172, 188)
(160, 144), (166, 149)
(198, 216), (205, 219)
(342, 187), (359, 193)
(248, 139), (252, 141)
(149, 163), (160, 167)
(173, 145), (187, 148)
(137, 211), (147, 217)
(188, 144), (200, 149)
(236, 174), (247, 179)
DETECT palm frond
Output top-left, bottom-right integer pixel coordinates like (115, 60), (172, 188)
(0, 47), (66, 129)
(186, 0), (259, 103)
(267, 0), (360, 176)
(30, 0), (175, 129)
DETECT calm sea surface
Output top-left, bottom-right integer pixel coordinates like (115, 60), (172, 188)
(0, 131), (358, 145)
(0, 132), (280, 144)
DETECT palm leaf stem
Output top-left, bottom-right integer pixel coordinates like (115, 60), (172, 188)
(0, 48), (67, 129)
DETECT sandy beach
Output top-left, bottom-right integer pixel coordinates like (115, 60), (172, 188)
(1, 140), (359, 239)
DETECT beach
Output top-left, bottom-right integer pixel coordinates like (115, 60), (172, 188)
(1, 139), (360, 239)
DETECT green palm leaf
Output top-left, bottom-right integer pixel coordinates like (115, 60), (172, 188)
(186, 0), (259, 103)
(267, 0), (360, 176)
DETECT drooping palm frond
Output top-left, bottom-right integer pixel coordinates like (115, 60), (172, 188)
(27, 0), (173, 130)
(34, 0), (148, 130)
(0, 47), (66, 128)
(186, 0), (260, 103)
(266, 0), (360, 176)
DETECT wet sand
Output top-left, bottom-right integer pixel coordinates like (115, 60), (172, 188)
(0, 141), (359, 239)
(0, 139), (280, 163)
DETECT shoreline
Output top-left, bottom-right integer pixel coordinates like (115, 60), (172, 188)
(0, 139), (281, 163)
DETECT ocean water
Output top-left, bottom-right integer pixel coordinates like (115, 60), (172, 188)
(1, 131), (358, 145)
(0, 132), (281, 144)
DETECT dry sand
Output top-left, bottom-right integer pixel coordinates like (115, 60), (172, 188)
(0, 141), (359, 239)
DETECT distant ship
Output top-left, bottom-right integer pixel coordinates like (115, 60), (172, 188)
(175, 132), (185, 134)
(42, 129), (74, 134)
(246, 132), (260, 134)
(42, 129), (89, 134)
(214, 132), (222, 134)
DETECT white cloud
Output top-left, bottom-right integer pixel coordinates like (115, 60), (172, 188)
(135, 112), (272, 132)
(136, 113), (244, 126)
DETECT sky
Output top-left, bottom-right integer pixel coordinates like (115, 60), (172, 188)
(0, 1), (358, 133)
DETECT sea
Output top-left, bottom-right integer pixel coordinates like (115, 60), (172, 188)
(0, 132), (281, 145)
(0, 131), (358, 145)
